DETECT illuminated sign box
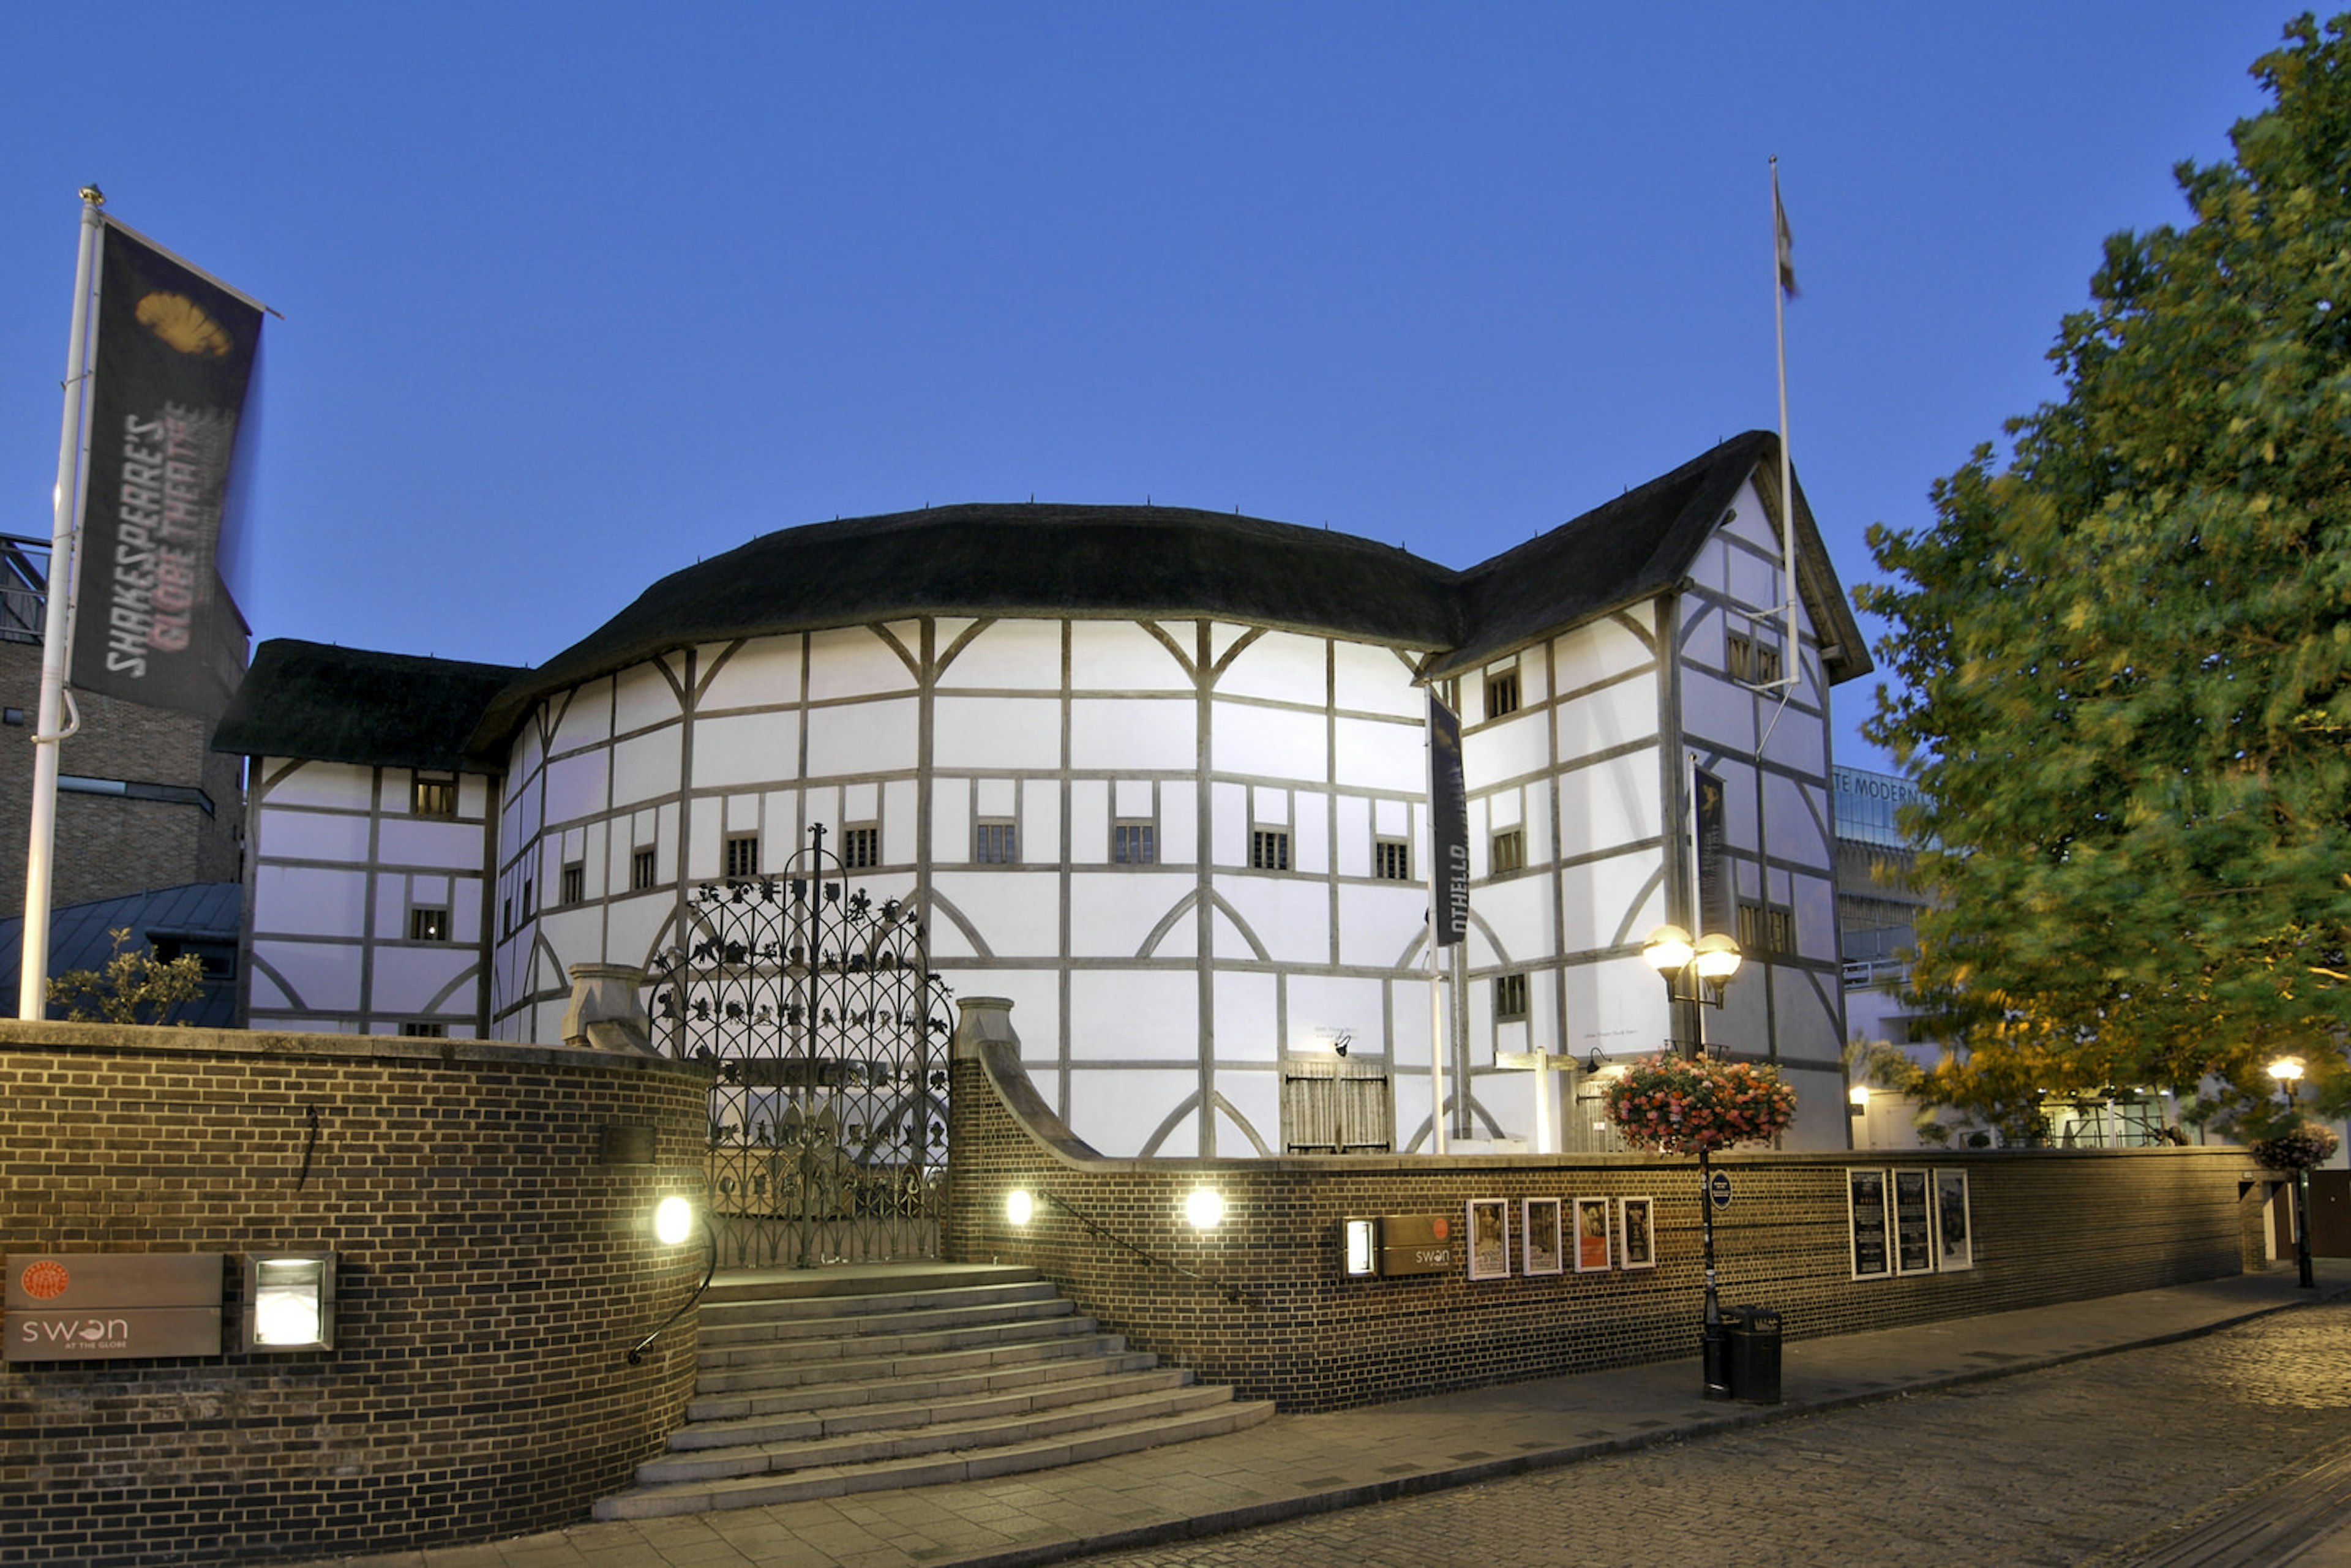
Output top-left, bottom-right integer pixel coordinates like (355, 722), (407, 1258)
(5, 1253), (225, 1362)
(1339, 1216), (1455, 1278)
(245, 1253), (337, 1352)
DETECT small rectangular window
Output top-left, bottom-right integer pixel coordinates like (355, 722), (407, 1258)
(560, 861), (585, 906)
(724, 833), (760, 880)
(1112, 821), (1157, 865)
(399, 1021), (447, 1038)
(1374, 839), (1411, 881)
(1250, 828), (1290, 871)
(1494, 972), (1530, 1021)
(408, 907), (449, 942)
(411, 773), (457, 818)
(1490, 828), (1525, 875)
(1727, 631), (1785, 687)
(632, 846), (658, 891)
(842, 824), (880, 869)
(501, 896), (513, 937)
(1736, 900), (1797, 956)
(974, 820), (1016, 864)
(522, 879), (534, 917)
(1483, 668), (1521, 721)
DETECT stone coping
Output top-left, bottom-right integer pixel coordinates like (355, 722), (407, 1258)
(0, 1016), (713, 1081)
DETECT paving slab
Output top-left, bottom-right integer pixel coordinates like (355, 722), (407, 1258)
(295, 1261), (2351, 1568)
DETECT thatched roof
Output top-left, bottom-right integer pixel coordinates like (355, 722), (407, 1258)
(213, 639), (522, 770)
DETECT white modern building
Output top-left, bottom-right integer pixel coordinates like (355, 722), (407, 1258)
(216, 431), (1872, 1157)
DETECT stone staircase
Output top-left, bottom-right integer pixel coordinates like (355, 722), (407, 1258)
(595, 1262), (1274, 1520)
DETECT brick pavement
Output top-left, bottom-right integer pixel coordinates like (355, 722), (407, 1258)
(294, 1261), (2351, 1568)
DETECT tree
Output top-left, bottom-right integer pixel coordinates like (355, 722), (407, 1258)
(48, 928), (206, 1026)
(1858, 14), (2351, 1136)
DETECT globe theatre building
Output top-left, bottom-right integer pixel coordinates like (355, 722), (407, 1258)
(216, 431), (1871, 1157)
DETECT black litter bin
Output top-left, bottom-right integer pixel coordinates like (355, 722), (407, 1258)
(1723, 1307), (1783, 1403)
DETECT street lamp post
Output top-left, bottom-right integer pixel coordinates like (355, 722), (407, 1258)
(2268, 1057), (2316, 1290)
(1643, 923), (1744, 1400)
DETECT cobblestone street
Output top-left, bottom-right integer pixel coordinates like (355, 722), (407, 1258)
(1068, 1303), (2351, 1568)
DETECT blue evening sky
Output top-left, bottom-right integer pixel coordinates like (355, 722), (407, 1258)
(0, 4), (2289, 770)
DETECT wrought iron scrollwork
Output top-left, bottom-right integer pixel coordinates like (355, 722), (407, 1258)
(645, 824), (952, 1267)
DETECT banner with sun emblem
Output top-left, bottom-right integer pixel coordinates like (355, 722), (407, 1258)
(72, 222), (263, 716)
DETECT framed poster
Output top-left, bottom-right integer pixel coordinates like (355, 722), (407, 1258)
(1618, 1196), (1656, 1270)
(1847, 1168), (1891, 1280)
(1573, 1196), (1612, 1272)
(1892, 1168), (1936, 1274)
(1522, 1198), (1563, 1276)
(1467, 1198), (1511, 1280)
(1934, 1168), (1974, 1272)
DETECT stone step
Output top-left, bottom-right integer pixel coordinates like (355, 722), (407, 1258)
(683, 1346), (1163, 1426)
(699, 1278), (1062, 1335)
(594, 1397), (1277, 1521)
(698, 1264), (1038, 1307)
(668, 1364), (1194, 1452)
(691, 1316), (1114, 1394)
(697, 1290), (1073, 1354)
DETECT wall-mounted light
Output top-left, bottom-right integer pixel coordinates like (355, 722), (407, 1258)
(1005, 1189), (1035, 1226)
(1343, 1218), (1378, 1277)
(1848, 1083), (1870, 1114)
(1184, 1188), (1224, 1230)
(653, 1196), (696, 1247)
(246, 1253), (336, 1352)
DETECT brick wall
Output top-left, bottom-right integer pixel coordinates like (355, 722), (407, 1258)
(0, 639), (246, 920)
(943, 999), (2265, 1412)
(0, 1021), (711, 1566)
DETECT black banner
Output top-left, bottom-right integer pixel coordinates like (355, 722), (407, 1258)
(72, 222), (261, 718)
(1428, 692), (1468, 947)
(1693, 766), (1731, 938)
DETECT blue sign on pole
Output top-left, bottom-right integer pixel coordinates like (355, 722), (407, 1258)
(1709, 1171), (1733, 1211)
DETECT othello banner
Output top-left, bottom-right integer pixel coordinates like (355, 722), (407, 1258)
(1693, 766), (1731, 938)
(1428, 693), (1468, 947)
(72, 222), (261, 718)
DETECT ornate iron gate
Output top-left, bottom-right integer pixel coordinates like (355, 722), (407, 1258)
(645, 826), (952, 1268)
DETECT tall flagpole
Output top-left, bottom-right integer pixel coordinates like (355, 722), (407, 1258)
(21, 189), (107, 1020)
(1771, 157), (1799, 687)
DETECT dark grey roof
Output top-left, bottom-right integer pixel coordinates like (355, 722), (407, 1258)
(0, 882), (242, 1028)
(213, 639), (523, 770)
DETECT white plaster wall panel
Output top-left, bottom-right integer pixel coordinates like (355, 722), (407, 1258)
(657, 803), (679, 880)
(1335, 795), (1371, 877)
(1333, 715), (1425, 795)
(381, 769), (414, 815)
(1069, 872), (1193, 958)
(512, 770), (543, 841)
(1114, 779), (1152, 818)
(605, 825), (631, 891)
(536, 752), (606, 827)
(372, 879), (405, 941)
(1214, 1070), (1279, 1155)
(1469, 711), (1550, 787)
(1070, 969), (1198, 1060)
(1022, 779), (1060, 865)
(515, 718), (544, 780)
(934, 696), (1059, 771)
(1152, 913), (1197, 960)
(1726, 542), (1782, 615)
(806, 697), (918, 776)
(246, 962), (296, 1012)
(723, 792), (758, 833)
(1207, 622), (1254, 668)
(1680, 667), (1758, 757)
(932, 871), (1060, 958)
(449, 882), (483, 945)
(1570, 955), (1671, 1054)
(535, 906), (601, 972)
(459, 775), (489, 817)
(1551, 615), (1654, 688)
(1783, 1068), (1848, 1150)
(1558, 851), (1664, 955)
(692, 711), (802, 790)
(254, 939), (362, 1013)
(1210, 782), (1247, 866)
(1069, 620), (1190, 691)
(1293, 790), (1329, 876)
(551, 678), (614, 752)
(371, 947), (478, 1014)
(688, 797), (722, 880)
(937, 618), (1060, 690)
(1339, 886), (1428, 969)
(1473, 876), (1549, 963)
(844, 782), (878, 820)
(1524, 782), (1554, 866)
(698, 638), (800, 712)
(1487, 788), (1522, 829)
(610, 729), (681, 809)
(1761, 695), (1832, 776)
(805, 626), (917, 700)
(932, 777), (971, 863)
(373, 817), (484, 873)
(1070, 697), (1194, 771)
(1211, 905), (1256, 960)
(1389, 976), (1441, 1067)
(260, 760), (373, 811)
(1212, 699), (1325, 783)
(1069, 1070), (1196, 1158)
(1555, 675), (1659, 760)
(1214, 971), (1277, 1060)
(1160, 780), (1196, 865)
(883, 780), (917, 863)
(1332, 639), (1421, 719)
(1794, 873), (1837, 962)
(1468, 796), (1490, 879)
(1070, 780), (1110, 865)
(1284, 973), (1383, 1057)
(256, 865), (368, 939)
(1374, 797), (1406, 838)
(1772, 966), (1843, 1064)
(1215, 629), (1325, 705)
(1703, 756), (1760, 849)
(260, 808), (372, 865)
(977, 778), (1018, 817)
(1766, 773), (1833, 870)
(1219, 877), (1329, 966)
(1517, 651), (1550, 707)
(1392, 1071), (1433, 1149)
(1251, 787), (1289, 827)
(614, 660), (683, 735)
(923, 902), (981, 961)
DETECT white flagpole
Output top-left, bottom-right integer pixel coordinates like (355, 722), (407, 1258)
(21, 189), (106, 1019)
(1771, 157), (1799, 691)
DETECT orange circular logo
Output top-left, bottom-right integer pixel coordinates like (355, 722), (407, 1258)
(20, 1259), (69, 1300)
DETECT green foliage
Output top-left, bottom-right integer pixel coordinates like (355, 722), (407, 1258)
(47, 927), (206, 1026)
(1858, 15), (2351, 1129)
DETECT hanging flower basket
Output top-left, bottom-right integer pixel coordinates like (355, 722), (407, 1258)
(1603, 1053), (1799, 1155)
(2252, 1120), (2341, 1171)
